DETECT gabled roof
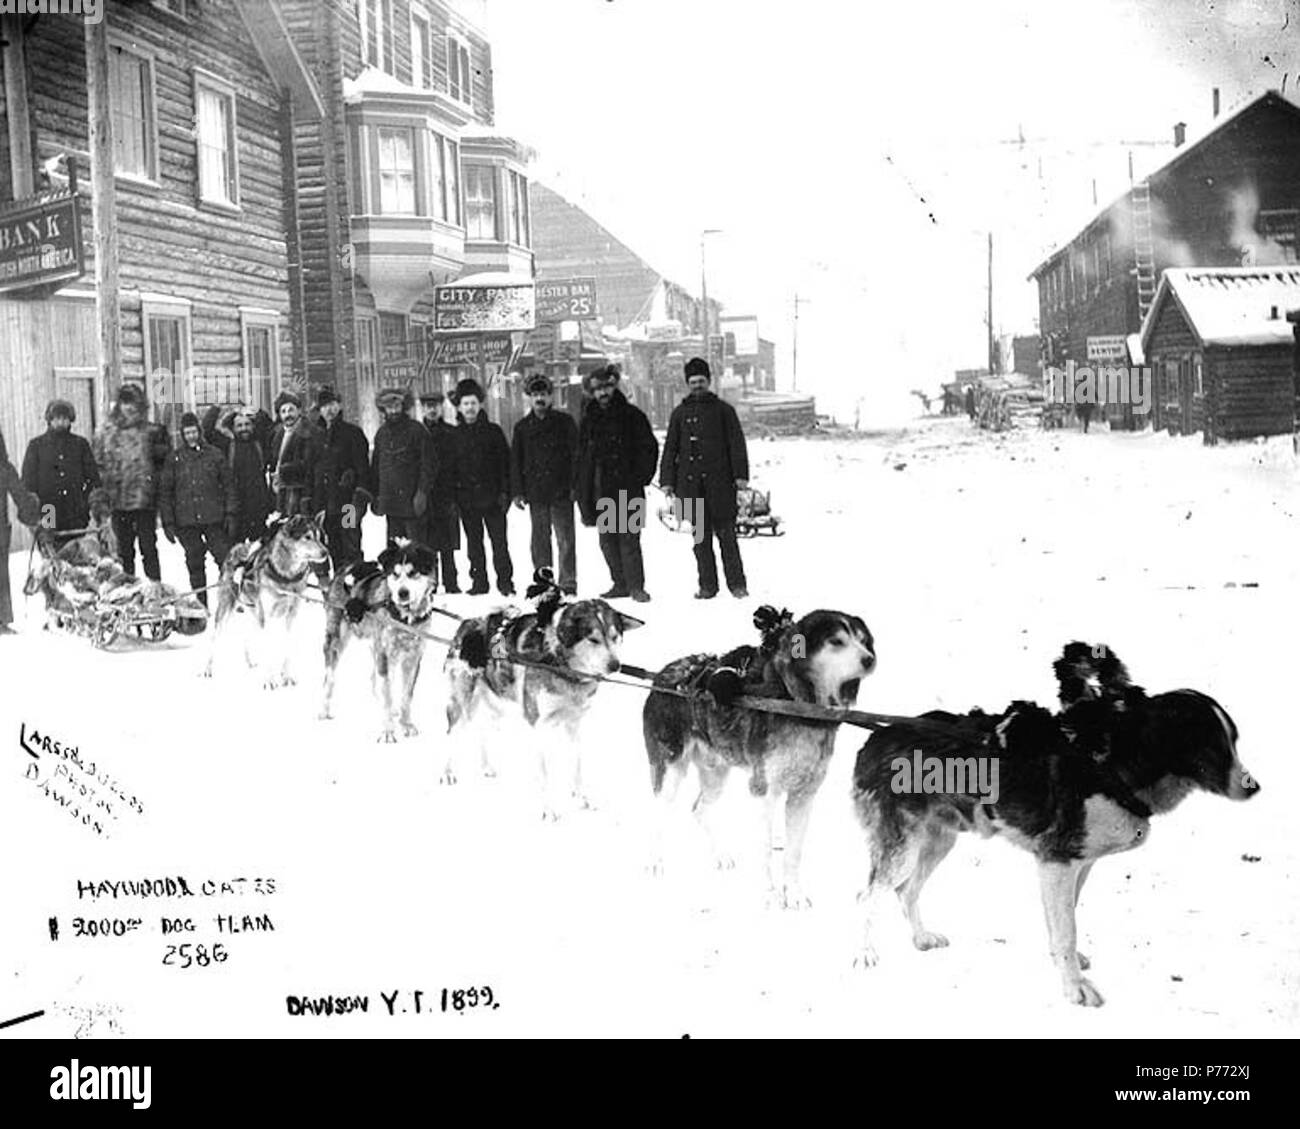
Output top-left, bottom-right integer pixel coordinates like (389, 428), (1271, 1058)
(1029, 90), (1300, 280)
(1140, 266), (1300, 351)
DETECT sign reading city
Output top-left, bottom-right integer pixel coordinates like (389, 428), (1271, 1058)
(535, 277), (600, 323)
(0, 192), (84, 294)
(434, 282), (535, 331)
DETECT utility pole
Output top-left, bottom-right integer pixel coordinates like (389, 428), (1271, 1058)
(792, 293), (810, 391)
(987, 231), (995, 375)
(699, 229), (722, 364)
(86, 17), (122, 410)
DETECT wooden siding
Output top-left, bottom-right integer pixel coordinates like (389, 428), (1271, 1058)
(1205, 345), (1294, 440)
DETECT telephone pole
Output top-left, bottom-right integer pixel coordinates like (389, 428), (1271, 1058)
(792, 293), (810, 391)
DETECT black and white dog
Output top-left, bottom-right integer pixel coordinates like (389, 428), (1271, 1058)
(852, 642), (1260, 1006)
(320, 539), (440, 743)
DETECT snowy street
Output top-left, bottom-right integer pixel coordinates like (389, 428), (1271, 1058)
(2, 417), (1297, 1038)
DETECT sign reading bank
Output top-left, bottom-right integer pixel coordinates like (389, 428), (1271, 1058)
(0, 193), (85, 294)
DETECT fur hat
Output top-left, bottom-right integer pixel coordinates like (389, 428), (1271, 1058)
(315, 386), (340, 408)
(179, 411), (201, 433)
(452, 378), (486, 404)
(524, 373), (553, 395)
(684, 356), (711, 380)
(45, 398), (76, 424)
(419, 390), (445, 407)
(273, 390), (303, 413)
(375, 387), (414, 414)
(584, 364), (619, 393)
(117, 384), (146, 409)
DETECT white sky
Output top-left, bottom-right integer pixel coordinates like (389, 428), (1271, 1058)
(488, 0), (1300, 421)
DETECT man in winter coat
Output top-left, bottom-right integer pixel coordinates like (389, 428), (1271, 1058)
(659, 357), (749, 599)
(22, 398), (99, 533)
(370, 387), (437, 545)
(159, 412), (233, 607)
(419, 392), (461, 593)
(450, 379), (513, 596)
(92, 383), (170, 581)
(576, 364), (658, 603)
(315, 387), (370, 568)
(511, 373), (579, 595)
(222, 408), (273, 543)
(266, 390), (322, 516)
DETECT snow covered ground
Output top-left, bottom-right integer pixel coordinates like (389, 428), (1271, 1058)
(2, 416), (1297, 1039)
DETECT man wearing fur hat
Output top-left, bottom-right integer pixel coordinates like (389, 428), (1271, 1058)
(660, 357), (749, 599)
(419, 391), (461, 593)
(511, 373), (579, 595)
(223, 409), (273, 543)
(315, 387), (370, 568)
(159, 412), (233, 607)
(22, 399), (99, 533)
(576, 364), (658, 602)
(371, 386), (437, 545)
(266, 390), (322, 516)
(92, 384), (171, 581)
(449, 378), (513, 596)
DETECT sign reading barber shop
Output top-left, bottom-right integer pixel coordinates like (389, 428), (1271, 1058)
(0, 192), (85, 294)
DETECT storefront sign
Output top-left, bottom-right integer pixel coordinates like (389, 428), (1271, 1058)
(535, 277), (599, 323)
(434, 283), (535, 331)
(0, 192), (85, 294)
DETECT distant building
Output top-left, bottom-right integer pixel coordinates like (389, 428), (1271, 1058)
(718, 315), (776, 391)
(1029, 91), (1300, 399)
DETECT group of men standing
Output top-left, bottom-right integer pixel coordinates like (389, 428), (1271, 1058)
(7, 353), (752, 617)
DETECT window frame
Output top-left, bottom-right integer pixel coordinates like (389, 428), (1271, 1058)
(446, 29), (473, 108)
(358, 0), (395, 74)
(374, 125), (420, 217)
(240, 308), (282, 414)
(463, 163), (498, 241)
(108, 40), (160, 184)
(193, 68), (241, 211)
(410, 8), (435, 90)
(141, 295), (194, 429)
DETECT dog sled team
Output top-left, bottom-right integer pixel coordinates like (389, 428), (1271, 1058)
(1, 374), (1262, 1011)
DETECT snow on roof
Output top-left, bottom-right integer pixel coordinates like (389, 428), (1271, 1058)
(449, 270), (536, 288)
(1140, 266), (1300, 351)
(342, 67), (417, 102)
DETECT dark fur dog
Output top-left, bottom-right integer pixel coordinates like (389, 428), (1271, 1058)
(643, 608), (876, 908)
(202, 511), (330, 688)
(852, 642), (1260, 1006)
(441, 575), (643, 818)
(320, 540), (439, 742)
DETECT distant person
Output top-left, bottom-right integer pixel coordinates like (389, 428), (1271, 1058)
(93, 384), (170, 580)
(266, 390), (322, 516)
(159, 412), (233, 608)
(1077, 401), (1096, 434)
(419, 392), (461, 593)
(511, 374), (579, 595)
(449, 379), (513, 597)
(315, 387), (370, 568)
(21, 398), (99, 533)
(965, 385), (976, 419)
(660, 357), (749, 600)
(0, 424), (43, 636)
(576, 364), (657, 603)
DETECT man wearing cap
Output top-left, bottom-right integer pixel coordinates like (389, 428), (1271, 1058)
(511, 373), (579, 595)
(371, 387), (437, 545)
(660, 357), (750, 599)
(93, 384), (170, 581)
(159, 412), (233, 607)
(449, 379), (513, 596)
(224, 408), (273, 544)
(266, 390), (322, 516)
(315, 387), (370, 568)
(419, 392), (461, 593)
(22, 399), (99, 534)
(576, 364), (658, 602)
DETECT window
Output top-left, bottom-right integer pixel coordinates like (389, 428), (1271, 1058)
(195, 72), (239, 207)
(411, 10), (434, 90)
(348, 122), (368, 212)
(446, 139), (460, 225)
(241, 310), (281, 413)
(464, 165), (496, 240)
(377, 128), (416, 215)
(358, 0), (394, 74)
(1100, 232), (1112, 283)
(142, 297), (193, 434)
(1090, 240), (1101, 294)
(1193, 355), (1204, 397)
(110, 45), (156, 179)
(505, 170), (529, 246)
(447, 32), (472, 106)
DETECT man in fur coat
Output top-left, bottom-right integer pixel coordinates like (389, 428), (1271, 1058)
(266, 390), (322, 516)
(92, 384), (171, 581)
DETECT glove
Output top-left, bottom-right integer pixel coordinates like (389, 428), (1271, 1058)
(163, 525), (177, 544)
(513, 495), (526, 510)
(225, 515), (238, 540)
(339, 470), (356, 493)
(735, 479), (749, 490)
(412, 490), (428, 517)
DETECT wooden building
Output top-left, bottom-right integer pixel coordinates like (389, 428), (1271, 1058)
(0, 0), (313, 473)
(1139, 265), (1300, 441)
(1029, 90), (1300, 418)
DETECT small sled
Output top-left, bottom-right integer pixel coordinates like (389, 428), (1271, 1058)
(735, 487), (784, 538)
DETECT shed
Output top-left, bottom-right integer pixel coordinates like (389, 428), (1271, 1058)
(1139, 267), (1300, 442)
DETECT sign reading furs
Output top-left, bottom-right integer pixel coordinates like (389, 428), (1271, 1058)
(434, 283), (535, 331)
(0, 192), (85, 293)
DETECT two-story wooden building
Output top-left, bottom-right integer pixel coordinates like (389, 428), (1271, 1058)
(1029, 90), (1300, 432)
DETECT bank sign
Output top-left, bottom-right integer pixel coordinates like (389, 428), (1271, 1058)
(434, 282), (535, 331)
(0, 192), (85, 294)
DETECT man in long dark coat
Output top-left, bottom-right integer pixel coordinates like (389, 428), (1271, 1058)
(224, 408), (273, 543)
(576, 364), (658, 603)
(419, 392), (461, 593)
(449, 379), (513, 596)
(159, 412), (233, 607)
(315, 387), (370, 568)
(371, 387), (436, 545)
(511, 373), (579, 595)
(22, 398), (99, 534)
(659, 357), (750, 599)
